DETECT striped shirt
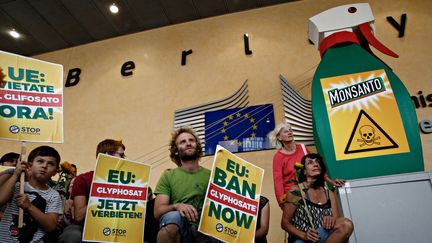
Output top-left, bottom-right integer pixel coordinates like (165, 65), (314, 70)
(0, 182), (63, 243)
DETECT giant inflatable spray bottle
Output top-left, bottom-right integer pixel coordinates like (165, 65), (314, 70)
(309, 3), (423, 179)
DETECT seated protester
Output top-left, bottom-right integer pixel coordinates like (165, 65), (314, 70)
(144, 187), (158, 243)
(269, 123), (345, 207)
(281, 153), (353, 243)
(0, 152), (20, 221)
(255, 196), (270, 243)
(0, 152), (20, 183)
(59, 139), (125, 243)
(154, 127), (219, 243)
(0, 146), (63, 242)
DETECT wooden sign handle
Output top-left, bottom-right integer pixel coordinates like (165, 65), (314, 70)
(18, 142), (27, 228)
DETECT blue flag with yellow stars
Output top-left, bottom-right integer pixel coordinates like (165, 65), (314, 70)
(204, 104), (275, 155)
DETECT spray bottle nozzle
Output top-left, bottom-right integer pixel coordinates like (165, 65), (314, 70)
(358, 23), (399, 58)
(309, 3), (398, 58)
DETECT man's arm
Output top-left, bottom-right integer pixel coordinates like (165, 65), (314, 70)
(70, 172), (90, 223)
(154, 194), (198, 222)
(73, 195), (87, 223)
(154, 194), (174, 220)
(63, 199), (74, 221)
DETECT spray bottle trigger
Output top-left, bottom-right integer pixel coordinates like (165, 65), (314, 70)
(359, 23), (399, 58)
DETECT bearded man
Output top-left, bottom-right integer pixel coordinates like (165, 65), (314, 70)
(154, 127), (218, 243)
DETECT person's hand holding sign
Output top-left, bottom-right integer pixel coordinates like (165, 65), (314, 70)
(13, 157), (28, 178)
(174, 203), (198, 222)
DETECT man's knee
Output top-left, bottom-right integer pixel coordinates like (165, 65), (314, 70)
(158, 211), (187, 239)
(159, 211), (184, 229)
(158, 224), (180, 237)
(58, 224), (83, 243)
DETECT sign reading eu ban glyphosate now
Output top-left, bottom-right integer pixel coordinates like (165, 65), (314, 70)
(321, 69), (410, 160)
(83, 154), (151, 243)
(0, 50), (63, 143)
(199, 145), (264, 243)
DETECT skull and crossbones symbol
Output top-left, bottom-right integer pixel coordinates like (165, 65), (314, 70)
(357, 125), (380, 147)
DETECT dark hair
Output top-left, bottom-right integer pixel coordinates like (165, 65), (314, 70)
(169, 127), (202, 166)
(96, 139), (125, 158)
(28, 146), (61, 167)
(147, 187), (153, 200)
(299, 153), (327, 188)
(0, 152), (20, 165)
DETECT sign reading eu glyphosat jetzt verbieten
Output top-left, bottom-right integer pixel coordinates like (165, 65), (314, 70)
(83, 154), (151, 243)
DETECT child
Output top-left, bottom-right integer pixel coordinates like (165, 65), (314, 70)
(0, 146), (63, 242)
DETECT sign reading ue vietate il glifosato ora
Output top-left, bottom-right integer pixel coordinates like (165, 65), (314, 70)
(0, 50), (63, 143)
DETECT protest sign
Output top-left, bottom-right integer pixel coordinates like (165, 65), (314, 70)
(83, 154), (151, 243)
(0, 50), (63, 143)
(0, 165), (14, 173)
(199, 145), (264, 242)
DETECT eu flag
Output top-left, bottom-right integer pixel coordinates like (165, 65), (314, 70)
(204, 104), (275, 155)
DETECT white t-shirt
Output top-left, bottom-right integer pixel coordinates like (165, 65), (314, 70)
(0, 182), (63, 243)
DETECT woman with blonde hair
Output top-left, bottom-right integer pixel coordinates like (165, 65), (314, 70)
(269, 123), (344, 206)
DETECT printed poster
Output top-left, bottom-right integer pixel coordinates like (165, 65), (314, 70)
(0, 50), (63, 143)
(83, 154), (151, 243)
(0, 165), (14, 173)
(199, 145), (264, 243)
(321, 69), (410, 160)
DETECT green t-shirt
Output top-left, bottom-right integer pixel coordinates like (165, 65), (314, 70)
(155, 166), (211, 224)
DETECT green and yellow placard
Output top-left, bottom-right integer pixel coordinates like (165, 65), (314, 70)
(0, 50), (63, 143)
(199, 145), (264, 243)
(0, 165), (14, 173)
(321, 69), (410, 160)
(82, 154), (151, 243)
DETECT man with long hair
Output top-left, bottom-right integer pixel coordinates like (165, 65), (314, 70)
(154, 127), (217, 242)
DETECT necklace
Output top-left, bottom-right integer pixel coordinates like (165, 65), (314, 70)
(308, 187), (325, 205)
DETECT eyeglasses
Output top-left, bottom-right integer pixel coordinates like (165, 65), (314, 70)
(110, 151), (126, 158)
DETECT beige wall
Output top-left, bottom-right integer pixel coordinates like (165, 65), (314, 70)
(1, 0), (431, 241)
